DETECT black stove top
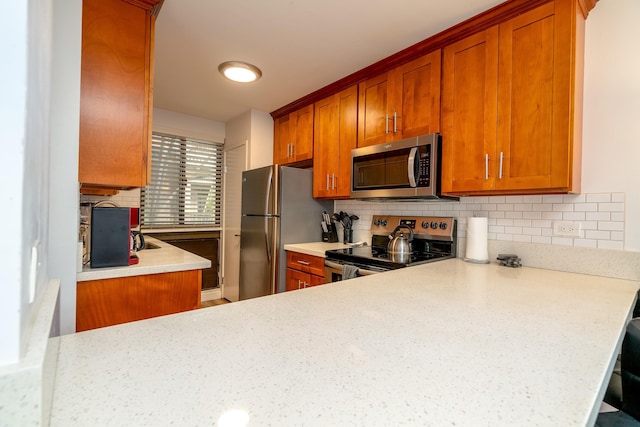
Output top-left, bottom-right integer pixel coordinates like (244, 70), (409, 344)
(325, 215), (457, 271)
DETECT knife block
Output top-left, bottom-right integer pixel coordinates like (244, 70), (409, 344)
(322, 223), (339, 243)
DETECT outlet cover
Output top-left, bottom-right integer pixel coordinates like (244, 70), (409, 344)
(553, 221), (581, 237)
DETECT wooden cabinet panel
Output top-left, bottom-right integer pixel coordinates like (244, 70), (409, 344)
(442, 0), (583, 195)
(285, 251), (325, 291)
(76, 269), (201, 332)
(78, 0), (160, 191)
(313, 85), (358, 199)
(442, 28), (499, 193)
(358, 51), (441, 147)
(273, 104), (314, 165)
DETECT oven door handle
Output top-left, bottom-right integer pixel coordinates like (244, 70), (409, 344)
(324, 260), (380, 276)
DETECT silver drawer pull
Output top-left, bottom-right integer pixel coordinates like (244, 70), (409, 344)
(297, 260), (311, 265)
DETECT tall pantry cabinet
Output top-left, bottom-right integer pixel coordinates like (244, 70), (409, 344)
(441, 0), (586, 195)
(78, 0), (162, 193)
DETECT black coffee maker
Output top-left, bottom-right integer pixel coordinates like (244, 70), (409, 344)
(90, 207), (143, 268)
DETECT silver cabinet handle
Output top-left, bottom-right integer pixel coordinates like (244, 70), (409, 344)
(332, 173), (336, 190)
(485, 153), (489, 180)
(499, 152), (504, 179)
(393, 111), (397, 133)
(385, 114), (389, 134)
(326, 174), (330, 190)
(290, 143), (295, 157)
(297, 279), (303, 289)
(297, 260), (311, 266)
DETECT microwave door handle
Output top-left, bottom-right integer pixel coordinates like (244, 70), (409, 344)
(407, 147), (418, 187)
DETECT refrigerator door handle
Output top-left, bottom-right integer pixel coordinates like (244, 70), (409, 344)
(264, 216), (272, 263)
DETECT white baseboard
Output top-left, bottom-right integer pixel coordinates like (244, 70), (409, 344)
(201, 288), (222, 302)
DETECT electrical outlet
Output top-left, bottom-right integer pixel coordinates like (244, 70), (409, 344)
(553, 221), (581, 237)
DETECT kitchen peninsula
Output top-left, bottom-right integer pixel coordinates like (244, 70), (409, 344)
(76, 237), (210, 331)
(53, 259), (638, 426)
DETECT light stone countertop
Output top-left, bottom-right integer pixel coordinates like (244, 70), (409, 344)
(284, 241), (352, 257)
(51, 259), (639, 426)
(76, 236), (211, 282)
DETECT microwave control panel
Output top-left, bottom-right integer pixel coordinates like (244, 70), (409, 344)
(416, 145), (431, 187)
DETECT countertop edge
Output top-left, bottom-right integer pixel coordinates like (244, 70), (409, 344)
(76, 237), (211, 282)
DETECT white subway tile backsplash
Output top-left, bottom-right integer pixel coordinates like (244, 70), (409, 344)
(335, 192), (626, 250)
(587, 193), (611, 203)
(599, 203), (625, 212)
(562, 212), (585, 221)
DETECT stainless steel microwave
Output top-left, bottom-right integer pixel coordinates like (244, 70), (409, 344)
(350, 133), (455, 200)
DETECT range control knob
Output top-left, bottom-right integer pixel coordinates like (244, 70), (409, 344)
(421, 221), (429, 229)
(374, 219), (381, 226)
(430, 221), (438, 229)
(439, 222), (448, 230)
(381, 219), (387, 227)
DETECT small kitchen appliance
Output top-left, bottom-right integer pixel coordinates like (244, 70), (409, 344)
(350, 133), (457, 201)
(90, 207), (141, 268)
(324, 215), (457, 282)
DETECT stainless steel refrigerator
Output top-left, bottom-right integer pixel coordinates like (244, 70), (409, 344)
(239, 165), (332, 300)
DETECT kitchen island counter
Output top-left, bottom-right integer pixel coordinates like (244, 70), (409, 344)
(76, 236), (211, 282)
(52, 259), (638, 426)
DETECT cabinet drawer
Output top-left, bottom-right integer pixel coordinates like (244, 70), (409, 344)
(286, 251), (324, 277)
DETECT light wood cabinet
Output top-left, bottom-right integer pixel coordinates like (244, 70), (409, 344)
(442, 0), (584, 195)
(313, 85), (358, 199)
(285, 251), (325, 291)
(78, 0), (161, 193)
(358, 51), (441, 147)
(274, 104), (314, 165)
(76, 269), (202, 332)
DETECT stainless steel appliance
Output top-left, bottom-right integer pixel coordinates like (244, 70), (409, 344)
(324, 215), (457, 282)
(239, 165), (332, 300)
(350, 133), (457, 200)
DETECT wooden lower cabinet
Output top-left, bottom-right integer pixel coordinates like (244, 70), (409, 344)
(285, 251), (325, 291)
(76, 269), (202, 332)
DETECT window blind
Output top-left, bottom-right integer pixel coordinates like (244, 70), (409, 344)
(141, 132), (223, 228)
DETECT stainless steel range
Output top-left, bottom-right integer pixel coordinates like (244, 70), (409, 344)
(324, 215), (457, 282)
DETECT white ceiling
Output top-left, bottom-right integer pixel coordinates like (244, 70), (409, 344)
(153, 0), (504, 123)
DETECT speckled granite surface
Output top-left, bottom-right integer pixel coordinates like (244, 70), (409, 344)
(76, 237), (211, 282)
(51, 260), (638, 426)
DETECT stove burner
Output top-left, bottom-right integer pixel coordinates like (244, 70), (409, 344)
(325, 215), (457, 272)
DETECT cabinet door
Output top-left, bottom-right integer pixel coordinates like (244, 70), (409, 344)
(274, 114), (292, 164)
(76, 269), (201, 331)
(313, 85), (358, 199)
(441, 27), (499, 194)
(335, 86), (358, 197)
(358, 72), (391, 147)
(286, 268), (307, 291)
(496, 2), (569, 191)
(78, 0), (153, 188)
(292, 104), (314, 162)
(313, 95), (338, 198)
(393, 50), (442, 139)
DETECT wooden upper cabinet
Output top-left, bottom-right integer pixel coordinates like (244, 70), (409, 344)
(78, 0), (161, 192)
(442, 0), (584, 195)
(441, 28), (499, 193)
(273, 104), (314, 165)
(358, 50), (441, 147)
(313, 85), (358, 199)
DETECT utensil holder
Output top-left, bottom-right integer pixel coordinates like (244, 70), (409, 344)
(322, 224), (339, 243)
(343, 228), (353, 244)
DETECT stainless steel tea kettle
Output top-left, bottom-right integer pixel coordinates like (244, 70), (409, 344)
(387, 224), (414, 259)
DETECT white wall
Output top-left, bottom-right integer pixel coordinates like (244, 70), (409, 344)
(0, 0), (54, 364)
(225, 109), (274, 170)
(49, 0), (81, 336)
(581, 0), (640, 250)
(153, 107), (225, 142)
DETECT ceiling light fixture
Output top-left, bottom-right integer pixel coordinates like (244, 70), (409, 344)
(218, 61), (262, 83)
